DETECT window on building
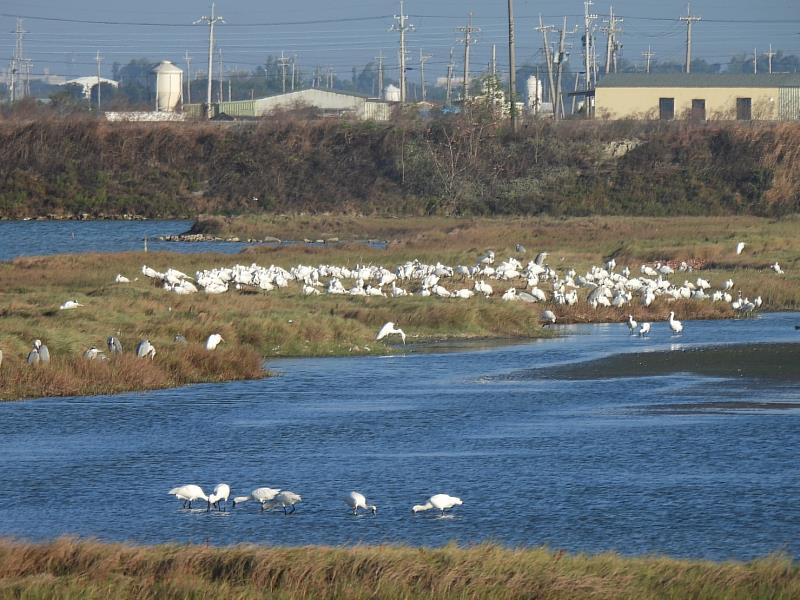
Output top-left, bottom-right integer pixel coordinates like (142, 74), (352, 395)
(659, 97), (674, 120)
(736, 97), (752, 121)
(691, 99), (706, 121)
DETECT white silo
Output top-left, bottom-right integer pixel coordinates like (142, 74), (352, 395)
(526, 75), (543, 113)
(384, 84), (401, 102)
(153, 60), (183, 112)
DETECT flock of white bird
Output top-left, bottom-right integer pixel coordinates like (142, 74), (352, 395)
(127, 242), (781, 335)
(168, 484), (462, 517)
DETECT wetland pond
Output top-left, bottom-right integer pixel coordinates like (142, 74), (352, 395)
(1, 312), (798, 560)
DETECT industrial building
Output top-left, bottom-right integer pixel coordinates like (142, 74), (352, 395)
(595, 73), (800, 121)
(184, 88), (393, 121)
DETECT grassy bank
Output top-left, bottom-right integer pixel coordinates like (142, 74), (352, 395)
(0, 538), (798, 600)
(0, 215), (796, 401)
(1, 118), (799, 218)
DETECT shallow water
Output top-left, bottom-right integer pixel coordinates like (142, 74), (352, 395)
(1, 313), (798, 560)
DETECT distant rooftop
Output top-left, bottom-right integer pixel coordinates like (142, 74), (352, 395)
(597, 73), (800, 88)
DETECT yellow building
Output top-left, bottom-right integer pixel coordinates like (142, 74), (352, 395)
(595, 73), (800, 121)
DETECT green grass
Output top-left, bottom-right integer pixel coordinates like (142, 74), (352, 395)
(0, 215), (797, 401)
(0, 538), (798, 600)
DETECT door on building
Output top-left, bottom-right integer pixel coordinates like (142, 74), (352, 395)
(691, 99), (706, 121)
(659, 97), (675, 120)
(736, 97), (752, 120)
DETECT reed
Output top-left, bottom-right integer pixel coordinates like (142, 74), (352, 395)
(0, 538), (797, 600)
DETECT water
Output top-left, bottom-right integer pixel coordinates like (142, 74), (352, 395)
(0, 220), (385, 260)
(1, 313), (798, 560)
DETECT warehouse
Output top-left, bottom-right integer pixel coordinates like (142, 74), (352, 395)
(185, 88), (393, 121)
(595, 73), (800, 121)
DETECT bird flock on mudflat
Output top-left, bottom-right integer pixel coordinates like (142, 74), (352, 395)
(168, 484), (462, 517)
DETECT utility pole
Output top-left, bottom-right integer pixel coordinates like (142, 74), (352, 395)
(766, 44), (776, 74)
(184, 50), (192, 104)
(278, 51), (290, 94)
(419, 49), (432, 101)
(642, 45), (655, 73)
(9, 18), (28, 102)
(457, 12), (479, 103)
(583, 0), (598, 116)
(554, 17), (571, 121)
(375, 50), (385, 98)
(602, 6), (623, 74)
(292, 55), (298, 91)
(327, 67), (334, 89)
(490, 44), (497, 77)
(390, 1), (414, 103)
(679, 3), (701, 74)
(536, 16), (556, 113)
(194, 2), (224, 119)
(508, 0), (517, 132)
(217, 48), (224, 103)
(95, 50), (103, 111)
(445, 47), (454, 106)
(753, 48), (758, 74)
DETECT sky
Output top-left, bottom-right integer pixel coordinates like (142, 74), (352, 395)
(1, 0), (798, 83)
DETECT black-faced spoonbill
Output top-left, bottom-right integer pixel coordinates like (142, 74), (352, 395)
(168, 484), (207, 509)
(345, 491), (377, 515)
(412, 494), (463, 515)
(376, 322), (406, 344)
(232, 487), (281, 511)
(639, 322), (651, 336)
(207, 483), (231, 511)
(541, 310), (557, 325)
(668, 312), (683, 335)
(268, 490), (302, 514)
(627, 315), (638, 334)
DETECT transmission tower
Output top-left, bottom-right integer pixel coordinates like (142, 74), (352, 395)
(194, 2), (224, 118)
(390, 1), (414, 103)
(679, 3), (701, 73)
(456, 12), (479, 103)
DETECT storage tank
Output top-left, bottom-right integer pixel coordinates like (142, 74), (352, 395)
(526, 75), (543, 113)
(153, 60), (183, 112)
(384, 84), (401, 102)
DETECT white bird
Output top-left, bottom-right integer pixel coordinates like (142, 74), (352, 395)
(267, 490), (302, 514)
(208, 483), (231, 511)
(736, 242), (746, 255)
(83, 346), (104, 360)
(772, 262), (784, 275)
(668, 311), (683, 335)
(115, 274), (130, 283)
(638, 322), (651, 336)
(135, 339), (156, 359)
(627, 314), (638, 334)
(205, 333), (224, 351)
(232, 487), (281, 511)
(345, 491), (377, 515)
(168, 484), (207, 509)
(541, 310), (557, 325)
(376, 321), (406, 344)
(27, 339), (50, 365)
(412, 494), (463, 515)
(723, 278), (734, 291)
(59, 300), (83, 310)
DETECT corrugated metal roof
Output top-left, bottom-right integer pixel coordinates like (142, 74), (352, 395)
(597, 73), (800, 88)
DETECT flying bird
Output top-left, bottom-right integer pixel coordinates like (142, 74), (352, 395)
(376, 322), (406, 344)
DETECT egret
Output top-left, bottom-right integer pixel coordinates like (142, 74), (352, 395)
(412, 494), (463, 515)
(83, 346), (104, 360)
(206, 333), (224, 351)
(207, 483), (231, 512)
(376, 322), (406, 344)
(232, 487), (281, 511)
(135, 339), (156, 359)
(627, 314), (638, 334)
(668, 311), (684, 335)
(772, 262), (784, 275)
(736, 242), (746, 255)
(107, 336), (123, 354)
(639, 322), (651, 336)
(59, 300), (83, 310)
(115, 274), (130, 283)
(168, 484), (207, 509)
(345, 491), (377, 515)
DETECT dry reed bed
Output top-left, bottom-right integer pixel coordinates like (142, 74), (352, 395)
(0, 538), (797, 600)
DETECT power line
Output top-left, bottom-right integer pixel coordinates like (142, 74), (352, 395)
(0, 12), (393, 27)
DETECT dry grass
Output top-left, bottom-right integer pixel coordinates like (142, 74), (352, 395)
(0, 538), (797, 600)
(0, 215), (796, 401)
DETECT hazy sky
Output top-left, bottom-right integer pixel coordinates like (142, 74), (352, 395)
(1, 1), (797, 81)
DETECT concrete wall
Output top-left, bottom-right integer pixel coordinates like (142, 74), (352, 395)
(596, 86), (782, 120)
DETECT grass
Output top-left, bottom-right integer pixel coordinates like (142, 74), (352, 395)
(0, 215), (797, 401)
(0, 538), (798, 600)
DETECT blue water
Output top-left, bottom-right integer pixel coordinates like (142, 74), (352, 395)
(1, 312), (798, 560)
